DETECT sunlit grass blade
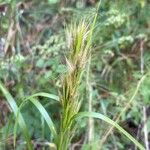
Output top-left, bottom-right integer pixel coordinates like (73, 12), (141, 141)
(25, 92), (59, 102)
(86, 0), (101, 50)
(73, 111), (145, 150)
(0, 81), (33, 150)
(14, 92), (59, 146)
(29, 98), (57, 139)
(14, 93), (59, 147)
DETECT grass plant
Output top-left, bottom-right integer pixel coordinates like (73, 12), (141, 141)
(0, 1), (147, 150)
(56, 19), (91, 150)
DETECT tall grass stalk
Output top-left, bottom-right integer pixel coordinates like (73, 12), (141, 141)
(55, 2), (101, 149)
(56, 20), (91, 150)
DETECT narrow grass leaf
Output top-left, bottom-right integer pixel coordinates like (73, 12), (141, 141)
(0, 81), (33, 150)
(25, 92), (59, 102)
(73, 111), (145, 150)
(29, 98), (57, 139)
(14, 93), (59, 147)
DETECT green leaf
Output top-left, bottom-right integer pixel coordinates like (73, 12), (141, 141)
(30, 98), (57, 139)
(25, 92), (59, 102)
(48, 0), (58, 4)
(0, 81), (33, 150)
(73, 111), (145, 150)
(56, 65), (67, 73)
(139, 0), (146, 8)
(14, 92), (59, 147)
(36, 59), (45, 68)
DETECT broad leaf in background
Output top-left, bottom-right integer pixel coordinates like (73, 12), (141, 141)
(48, 0), (58, 4)
(139, 0), (146, 7)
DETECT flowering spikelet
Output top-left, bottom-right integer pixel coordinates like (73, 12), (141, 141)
(56, 20), (91, 150)
(61, 20), (90, 113)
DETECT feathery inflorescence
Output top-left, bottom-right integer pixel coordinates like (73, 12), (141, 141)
(56, 20), (91, 150)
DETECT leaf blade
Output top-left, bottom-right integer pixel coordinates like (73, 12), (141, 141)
(29, 98), (57, 139)
(0, 81), (33, 150)
(25, 92), (59, 102)
(73, 111), (145, 150)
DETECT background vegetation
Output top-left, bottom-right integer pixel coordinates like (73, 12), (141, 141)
(0, 0), (150, 149)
